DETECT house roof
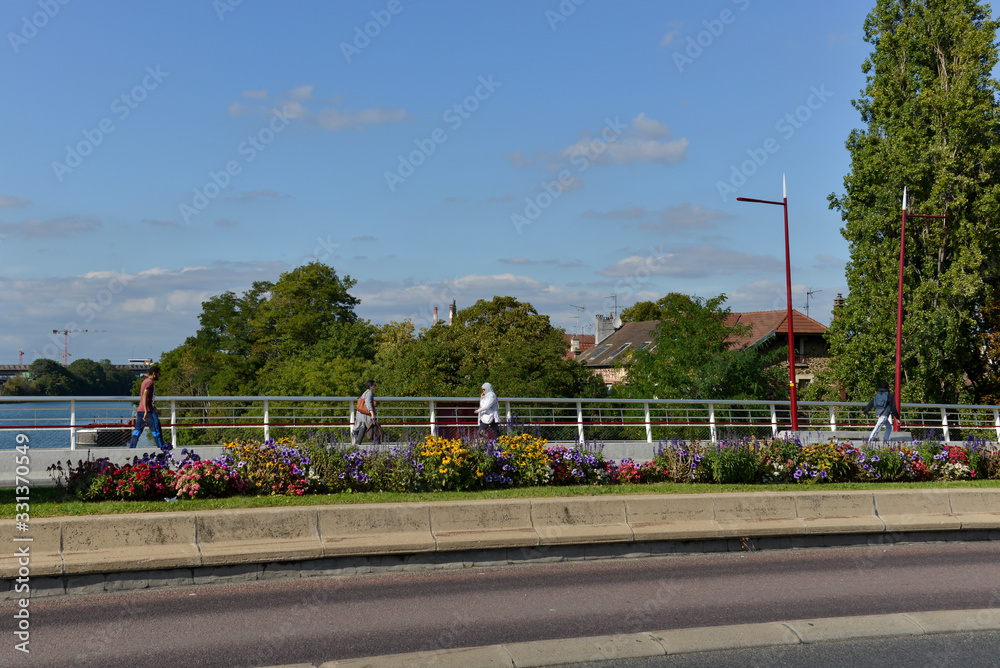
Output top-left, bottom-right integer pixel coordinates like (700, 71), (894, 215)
(576, 321), (657, 366)
(579, 309), (827, 368)
(562, 333), (595, 360)
(723, 309), (827, 350)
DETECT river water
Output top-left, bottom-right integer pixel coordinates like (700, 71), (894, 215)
(0, 400), (139, 449)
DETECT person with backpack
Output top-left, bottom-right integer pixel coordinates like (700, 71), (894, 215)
(863, 381), (900, 444)
(351, 379), (378, 445)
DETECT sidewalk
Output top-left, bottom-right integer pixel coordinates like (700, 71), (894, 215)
(270, 609), (1000, 668)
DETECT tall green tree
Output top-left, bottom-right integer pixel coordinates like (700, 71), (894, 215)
(158, 262), (371, 396)
(827, 0), (1000, 403)
(615, 294), (787, 400)
(372, 297), (605, 398)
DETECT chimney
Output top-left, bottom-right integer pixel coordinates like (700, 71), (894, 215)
(595, 314), (615, 345)
(833, 293), (845, 316)
(433, 306), (438, 323)
(448, 301), (455, 326)
(570, 335), (580, 354)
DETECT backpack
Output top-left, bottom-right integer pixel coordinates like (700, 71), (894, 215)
(874, 390), (889, 411)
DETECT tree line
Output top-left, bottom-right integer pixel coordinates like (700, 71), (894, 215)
(2, 358), (139, 396)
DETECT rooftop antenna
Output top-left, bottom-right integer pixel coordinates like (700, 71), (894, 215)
(569, 304), (586, 335)
(804, 288), (823, 318)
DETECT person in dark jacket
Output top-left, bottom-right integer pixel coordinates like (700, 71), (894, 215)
(863, 381), (900, 444)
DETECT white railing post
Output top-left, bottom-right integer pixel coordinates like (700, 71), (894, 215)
(644, 402), (652, 443)
(429, 399), (437, 437)
(709, 402), (717, 443)
(941, 406), (950, 442)
(263, 399), (269, 442)
(770, 403), (778, 438)
(577, 401), (585, 442)
(69, 399), (77, 450)
(829, 406), (836, 431)
(994, 407), (999, 442)
(171, 400), (177, 447)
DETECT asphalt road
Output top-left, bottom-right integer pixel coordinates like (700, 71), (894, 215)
(4, 541), (1000, 668)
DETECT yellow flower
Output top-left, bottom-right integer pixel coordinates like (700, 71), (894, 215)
(442, 457), (451, 465)
(439, 467), (448, 474)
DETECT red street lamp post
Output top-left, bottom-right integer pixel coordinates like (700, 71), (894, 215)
(896, 187), (945, 429)
(737, 175), (798, 432)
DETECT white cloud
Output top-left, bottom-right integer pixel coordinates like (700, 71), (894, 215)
(0, 216), (101, 238)
(316, 106), (410, 130)
(121, 298), (156, 312)
(599, 244), (778, 278)
(287, 84), (314, 101)
(228, 102), (248, 117)
(0, 264), (286, 364)
(0, 195), (30, 208)
(515, 113), (689, 171)
(659, 28), (681, 46)
(232, 85), (410, 132)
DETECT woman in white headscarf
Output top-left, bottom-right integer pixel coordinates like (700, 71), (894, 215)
(475, 382), (501, 440)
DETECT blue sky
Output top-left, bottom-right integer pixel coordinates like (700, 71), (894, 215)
(1, 0), (883, 365)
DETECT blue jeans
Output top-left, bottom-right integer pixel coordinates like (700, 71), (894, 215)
(128, 411), (166, 449)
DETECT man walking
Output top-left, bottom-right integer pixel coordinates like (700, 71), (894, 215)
(128, 364), (167, 450)
(863, 381), (900, 444)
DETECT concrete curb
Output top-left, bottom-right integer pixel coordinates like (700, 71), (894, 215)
(5, 489), (1000, 579)
(290, 609), (1000, 667)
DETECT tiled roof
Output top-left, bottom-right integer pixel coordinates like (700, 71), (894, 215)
(723, 310), (827, 350)
(579, 310), (827, 368)
(577, 321), (657, 366)
(562, 333), (595, 360)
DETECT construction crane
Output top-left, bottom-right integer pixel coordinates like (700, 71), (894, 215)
(51, 329), (106, 366)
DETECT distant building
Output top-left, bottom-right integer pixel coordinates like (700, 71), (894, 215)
(562, 333), (595, 361)
(577, 309), (829, 391)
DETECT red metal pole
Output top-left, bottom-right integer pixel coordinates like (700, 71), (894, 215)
(895, 192), (906, 429)
(783, 192), (798, 432)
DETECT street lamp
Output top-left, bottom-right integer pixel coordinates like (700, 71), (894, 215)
(737, 174), (798, 432)
(896, 187), (945, 428)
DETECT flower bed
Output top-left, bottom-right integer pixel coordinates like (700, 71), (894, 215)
(47, 435), (1000, 502)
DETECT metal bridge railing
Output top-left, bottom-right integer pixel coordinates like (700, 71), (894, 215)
(1, 395), (998, 449)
